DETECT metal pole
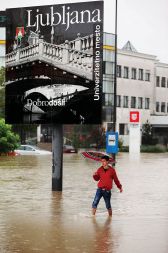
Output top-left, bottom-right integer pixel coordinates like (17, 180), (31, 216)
(52, 124), (63, 191)
(112, 0), (118, 163)
(114, 0), (118, 128)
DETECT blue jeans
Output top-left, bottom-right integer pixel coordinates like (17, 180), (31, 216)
(92, 188), (112, 210)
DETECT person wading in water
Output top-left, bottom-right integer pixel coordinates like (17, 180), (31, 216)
(92, 155), (123, 216)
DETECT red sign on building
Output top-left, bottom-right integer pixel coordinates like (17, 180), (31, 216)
(130, 111), (140, 123)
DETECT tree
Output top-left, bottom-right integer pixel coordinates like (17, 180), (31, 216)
(0, 67), (5, 118)
(0, 67), (5, 87)
(142, 120), (157, 145)
(64, 125), (106, 149)
(0, 87), (5, 118)
(0, 118), (20, 153)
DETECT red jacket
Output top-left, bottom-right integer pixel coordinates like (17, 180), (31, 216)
(93, 166), (122, 191)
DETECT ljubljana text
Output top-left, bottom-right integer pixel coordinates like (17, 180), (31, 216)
(27, 6), (101, 32)
(94, 24), (101, 101)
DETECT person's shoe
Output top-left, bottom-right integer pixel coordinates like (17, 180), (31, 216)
(92, 208), (97, 215)
(108, 209), (112, 216)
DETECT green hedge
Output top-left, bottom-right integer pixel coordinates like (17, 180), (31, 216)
(120, 145), (167, 153)
(141, 145), (166, 153)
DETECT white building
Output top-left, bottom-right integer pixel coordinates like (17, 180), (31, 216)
(103, 33), (168, 146)
(0, 28), (5, 67)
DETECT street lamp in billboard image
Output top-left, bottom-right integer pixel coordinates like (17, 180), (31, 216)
(5, 1), (104, 124)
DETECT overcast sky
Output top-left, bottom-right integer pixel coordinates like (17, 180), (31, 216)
(1, 0), (168, 63)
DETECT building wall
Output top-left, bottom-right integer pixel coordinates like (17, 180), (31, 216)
(0, 28), (5, 67)
(155, 63), (168, 116)
(103, 32), (168, 146)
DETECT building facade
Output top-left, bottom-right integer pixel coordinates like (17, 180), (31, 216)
(0, 28), (5, 67)
(103, 33), (168, 146)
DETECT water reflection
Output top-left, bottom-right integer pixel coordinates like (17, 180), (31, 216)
(0, 153), (168, 253)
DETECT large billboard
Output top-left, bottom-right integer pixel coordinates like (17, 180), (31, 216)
(5, 1), (104, 124)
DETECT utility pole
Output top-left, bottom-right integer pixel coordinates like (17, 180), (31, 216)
(52, 124), (63, 191)
(114, 0), (118, 132)
(112, 0), (118, 163)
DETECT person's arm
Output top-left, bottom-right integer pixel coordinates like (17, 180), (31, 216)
(93, 168), (100, 181)
(113, 169), (123, 192)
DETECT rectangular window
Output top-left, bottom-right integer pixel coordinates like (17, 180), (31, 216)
(119, 124), (125, 135)
(145, 98), (150, 109)
(117, 95), (121, 107)
(103, 80), (114, 93)
(138, 97), (143, 109)
(156, 102), (160, 112)
(103, 62), (115, 75)
(117, 65), (122, 78)
(139, 69), (143, 80)
(123, 96), (129, 108)
(145, 71), (150, 81)
(131, 68), (136, 79)
(105, 94), (114, 106)
(131, 96), (136, 108)
(161, 102), (165, 112)
(123, 66), (129, 79)
(156, 76), (160, 87)
(161, 77), (166, 87)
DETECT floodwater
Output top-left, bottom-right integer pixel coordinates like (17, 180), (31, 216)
(0, 152), (168, 253)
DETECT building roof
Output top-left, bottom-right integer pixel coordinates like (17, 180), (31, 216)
(122, 41), (137, 52)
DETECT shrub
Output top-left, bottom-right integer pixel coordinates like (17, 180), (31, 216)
(0, 118), (20, 153)
(140, 145), (166, 153)
(119, 146), (129, 152)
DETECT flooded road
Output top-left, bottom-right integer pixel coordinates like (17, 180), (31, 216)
(0, 153), (168, 253)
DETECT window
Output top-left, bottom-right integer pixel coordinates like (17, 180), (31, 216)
(161, 102), (165, 113)
(25, 146), (34, 151)
(102, 107), (113, 122)
(145, 71), (150, 81)
(145, 98), (150, 109)
(138, 97), (143, 109)
(119, 124), (125, 135)
(167, 103), (168, 113)
(117, 95), (121, 107)
(117, 65), (122, 78)
(123, 96), (129, 108)
(131, 96), (136, 108)
(131, 68), (136, 79)
(139, 69), (143, 80)
(103, 80), (114, 93)
(156, 102), (160, 112)
(161, 77), (166, 87)
(103, 62), (115, 75)
(123, 66), (129, 79)
(105, 94), (114, 106)
(156, 76), (160, 87)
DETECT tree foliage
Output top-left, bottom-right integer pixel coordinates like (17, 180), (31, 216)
(64, 125), (106, 149)
(0, 87), (5, 118)
(0, 118), (20, 153)
(142, 120), (157, 145)
(0, 67), (5, 87)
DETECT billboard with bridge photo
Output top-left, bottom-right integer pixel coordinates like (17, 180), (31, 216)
(5, 1), (103, 124)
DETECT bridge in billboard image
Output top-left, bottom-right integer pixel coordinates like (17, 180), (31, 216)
(6, 33), (93, 81)
(5, 1), (103, 124)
